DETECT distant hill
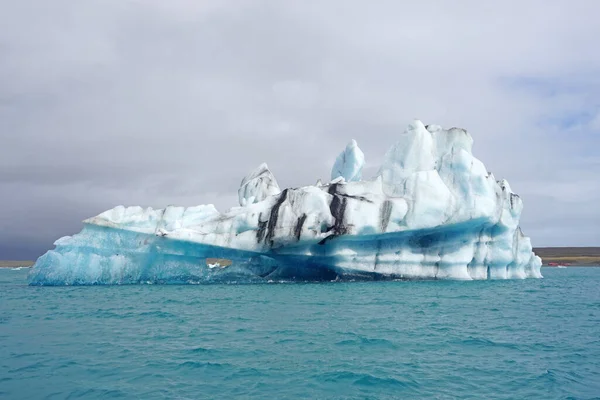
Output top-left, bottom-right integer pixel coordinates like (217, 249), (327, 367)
(0, 261), (34, 268)
(534, 247), (600, 266)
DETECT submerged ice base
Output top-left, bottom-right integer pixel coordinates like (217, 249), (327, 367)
(29, 121), (542, 285)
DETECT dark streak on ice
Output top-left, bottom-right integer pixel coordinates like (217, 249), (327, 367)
(265, 189), (288, 247)
(380, 200), (392, 232)
(327, 183), (339, 196)
(326, 183), (372, 203)
(509, 193), (519, 209)
(327, 184), (348, 236)
(256, 213), (267, 243)
(294, 214), (307, 241)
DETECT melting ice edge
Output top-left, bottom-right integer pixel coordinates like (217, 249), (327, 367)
(29, 120), (542, 285)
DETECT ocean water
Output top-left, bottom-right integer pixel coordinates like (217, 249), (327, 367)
(1, 268), (599, 399)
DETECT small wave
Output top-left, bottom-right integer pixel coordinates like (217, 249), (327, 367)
(461, 337), (520, 350)
(354, 374), (418, 389)
(319, 370), (418, 390)
(8, 361), (47, 374)
(9, 352), (45, 360)
(188, 346), (222, 356)
(274, 338), (304, 345)
(335, 336), (398, 350)
(537, 369), (558, 384)
(227, 367), (268, 379)
(125, 372), (167, 384)
(189, 346), (211, 353)
(138, 311), (177, 319)
(64, 388), (128, 398)
(177, 361), (230, 371)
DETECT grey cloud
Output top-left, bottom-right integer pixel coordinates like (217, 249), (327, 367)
(1, 0), (599, 259)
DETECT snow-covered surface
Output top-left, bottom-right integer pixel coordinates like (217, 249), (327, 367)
(29, 120), (542, 285)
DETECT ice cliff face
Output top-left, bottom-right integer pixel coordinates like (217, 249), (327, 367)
(29, 120), (542, 285)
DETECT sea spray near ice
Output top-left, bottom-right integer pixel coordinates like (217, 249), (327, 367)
(29, 120), (542, 285)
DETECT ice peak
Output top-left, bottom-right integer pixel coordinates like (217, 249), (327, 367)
(407, 119), (427, 132)
(238, 163), (281, 206)
(331, 139), (365, 183)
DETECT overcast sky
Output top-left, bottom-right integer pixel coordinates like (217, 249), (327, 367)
(1, 0), (599, 259)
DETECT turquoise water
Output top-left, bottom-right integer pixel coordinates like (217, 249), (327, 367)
(1, 268), (599, 399)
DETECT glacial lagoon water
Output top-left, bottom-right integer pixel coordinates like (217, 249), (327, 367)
(1, 267), (599, 399)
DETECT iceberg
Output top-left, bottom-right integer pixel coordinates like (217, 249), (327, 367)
(29, 120), (542, 285)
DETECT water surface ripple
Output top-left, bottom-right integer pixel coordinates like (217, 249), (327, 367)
(1, 268), (599, 399)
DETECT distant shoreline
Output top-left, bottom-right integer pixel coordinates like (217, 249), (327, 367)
(1, 247), (599, 268)
(533, 247), (600, 266)
(0, 261), (34, 268)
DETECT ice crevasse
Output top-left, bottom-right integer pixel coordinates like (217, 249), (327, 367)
(29, 120), (542, 285)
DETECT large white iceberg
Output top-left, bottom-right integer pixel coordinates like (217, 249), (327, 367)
(29, 120), (542, 285)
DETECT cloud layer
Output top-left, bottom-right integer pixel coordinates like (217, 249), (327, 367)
(2, 0), (599, 259)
